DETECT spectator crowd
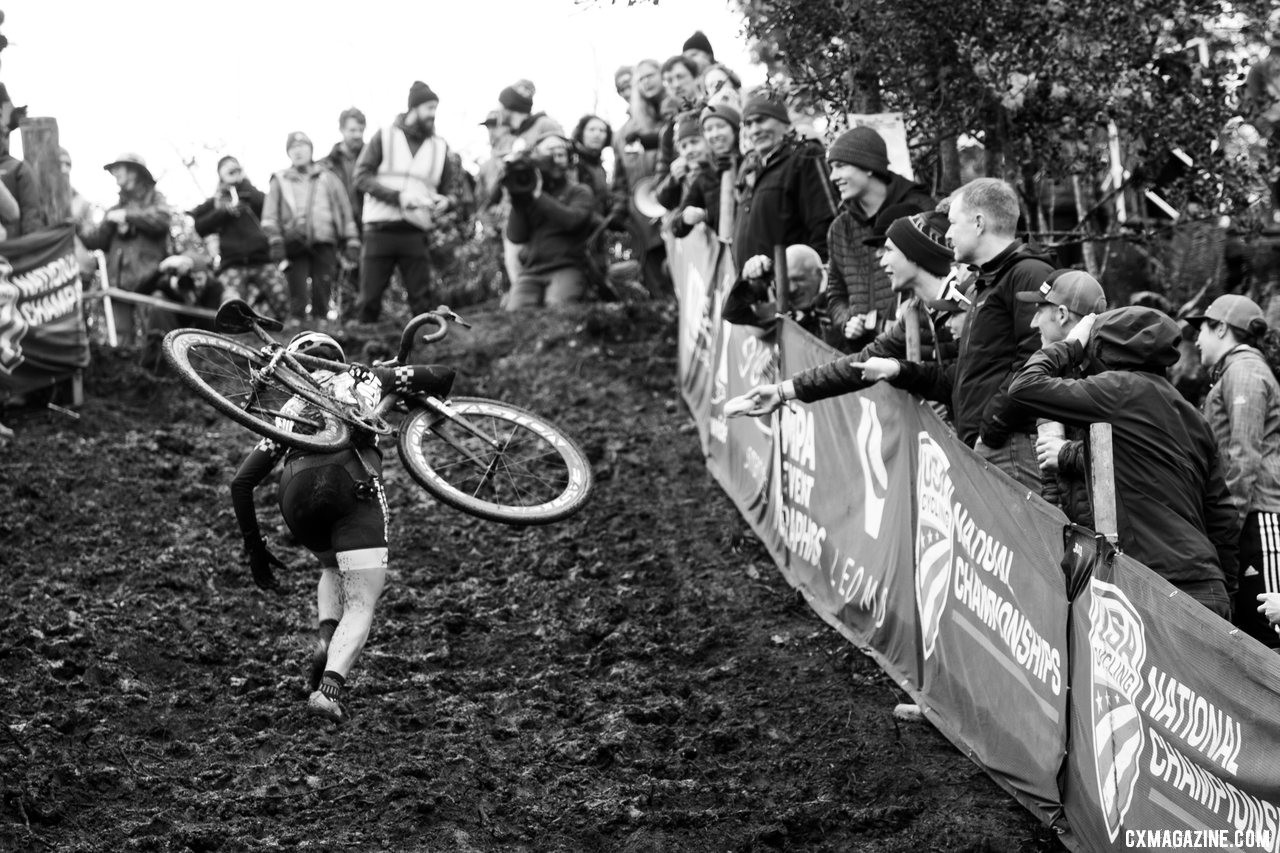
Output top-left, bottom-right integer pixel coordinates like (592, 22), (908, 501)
(5, 20), (1280, 650)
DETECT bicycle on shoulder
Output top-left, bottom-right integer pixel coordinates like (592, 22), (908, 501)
(161, 299), (593, 525)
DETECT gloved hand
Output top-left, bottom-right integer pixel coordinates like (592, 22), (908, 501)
(268, 237), (285, 264)
(244, 535), (284, 592)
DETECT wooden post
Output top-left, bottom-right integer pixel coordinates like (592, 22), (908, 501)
(19, 117), (71, 227)
(773, 244), (789, 314)
(717, 169), (735, 244)
(1089, 422), (1119, 546)
(902, 299), (922, 361)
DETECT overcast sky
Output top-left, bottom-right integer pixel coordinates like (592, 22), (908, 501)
(2, 0), (763, 210)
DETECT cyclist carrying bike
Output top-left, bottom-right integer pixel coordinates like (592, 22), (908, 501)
(230, 329), (454, 723)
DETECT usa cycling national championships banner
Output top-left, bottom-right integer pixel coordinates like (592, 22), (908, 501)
(668, 228), (1280, 852)
(1063, 543), (1280, 853)
(0, 225), (89, 394)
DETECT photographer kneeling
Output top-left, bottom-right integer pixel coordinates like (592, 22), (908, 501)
(503, 132), (596, 310)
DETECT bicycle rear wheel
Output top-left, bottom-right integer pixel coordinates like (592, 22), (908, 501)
(163, 329), (352, 452)
(398, 397), (593, 525)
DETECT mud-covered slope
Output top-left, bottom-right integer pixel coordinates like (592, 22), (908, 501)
(1, 301), (1061, 852)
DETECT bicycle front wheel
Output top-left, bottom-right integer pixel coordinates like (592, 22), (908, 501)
(398, 397), (593, 525)
(163, 329), (352, 452)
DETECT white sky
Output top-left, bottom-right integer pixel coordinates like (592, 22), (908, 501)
(2, 0), (763, 210)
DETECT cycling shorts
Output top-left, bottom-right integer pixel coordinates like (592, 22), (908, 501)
(278, 448), (387, 568)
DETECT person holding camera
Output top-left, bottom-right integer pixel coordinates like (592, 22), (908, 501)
(191, 155), (289, 320)
(503, 132), (596, 310)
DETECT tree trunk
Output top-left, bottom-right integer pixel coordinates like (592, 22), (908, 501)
(20, 117), (69, 226)
(939, 135), (961, 195)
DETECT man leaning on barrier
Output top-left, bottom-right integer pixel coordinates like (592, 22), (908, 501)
(1006, 306), (1239, 618)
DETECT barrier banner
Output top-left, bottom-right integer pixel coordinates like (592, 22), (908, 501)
(774, 319), (922, 693)
(673, 228), (727, 453)
(910, 411), (1071, 827)
(667, 227), (1280, 852)
(1063, 541), (1280, 853)
(0, 226), (88, 394)
(705, 317), (783, 558)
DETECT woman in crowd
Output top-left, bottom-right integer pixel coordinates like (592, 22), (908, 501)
(572, 114), (614, 219)
(671, 103), (741, 239)
(1190, 294), (1280, 646)
(613, 59), (672, 297)
(81, 152), (173, 341)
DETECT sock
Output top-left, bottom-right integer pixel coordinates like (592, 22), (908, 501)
(317, 619), (338, 645)
(319, 671), (345, 701)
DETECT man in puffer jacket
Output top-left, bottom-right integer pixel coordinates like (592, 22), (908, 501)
(1008, 306), (1239, 618)
(262, 132), (359, 329)
(823, 126), (935, 353)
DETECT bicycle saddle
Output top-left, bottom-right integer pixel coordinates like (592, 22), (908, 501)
(215, 299), (284, 334)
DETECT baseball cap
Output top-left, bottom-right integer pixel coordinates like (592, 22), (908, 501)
(1183, 294), (1265, 330)
(1015, 269), (1107, 315)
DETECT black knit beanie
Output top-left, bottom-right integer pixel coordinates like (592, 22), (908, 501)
(499, 80), (535, 114)
(885, 211), (954, 277)
(828, 126), (890, 174)
(683, 30), (714, 58)
(408, 81), (439, 109)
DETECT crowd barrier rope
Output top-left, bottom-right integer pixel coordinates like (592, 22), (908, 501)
(669, 227), (1280, 853)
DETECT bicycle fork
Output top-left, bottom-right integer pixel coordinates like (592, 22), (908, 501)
(414, 396), (507, 488)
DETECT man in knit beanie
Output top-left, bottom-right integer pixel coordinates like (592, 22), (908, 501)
(732, 94), (838, 287)
(350, 80), (461, 324)
(492, 79), (565, 290)
(682, 30), (715, 71)
(824, 124), (935, 353)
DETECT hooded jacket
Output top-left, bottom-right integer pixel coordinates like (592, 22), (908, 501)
(190, 179), (270, 268)
(1202, 344), (1280, 526)
(1008, 306), (1240, 592)
(953, 240), (1055, 447)
(824, 174), (935, 351)
(731, 134), (838, 276)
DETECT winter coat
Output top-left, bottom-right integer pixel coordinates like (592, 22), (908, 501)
(261, 166), (357, 251)
(1202, 344), (1280, 526)
(190, 179), (271, 268)
(321, 141), (365, 229)
(731, 135), (839, 275)
(793, 298), (957, 402)
(824, 175), (935, 351)
(952, 240), (1055, 447)
(0, 153), (46, 238)
(1008, 307), (1240, 591)
(505, 176), (595, 276)
(670, 156), (738, 239)
(574, 146), (613, 220)
(82, 183), (171, 293)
